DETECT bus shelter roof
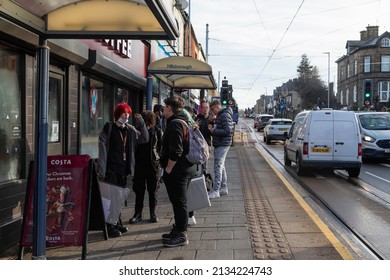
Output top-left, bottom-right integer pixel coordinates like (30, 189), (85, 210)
(6, 0), (178, 39)
(148, 56), (217, 89)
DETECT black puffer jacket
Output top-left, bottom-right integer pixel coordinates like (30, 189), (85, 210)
(212, 107), (234, 147)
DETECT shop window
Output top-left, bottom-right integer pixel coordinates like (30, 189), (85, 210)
(0, 46), (22, 182)
(80, 76), (113, 158)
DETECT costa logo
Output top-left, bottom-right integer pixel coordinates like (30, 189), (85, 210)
(50, 159), (72, 165)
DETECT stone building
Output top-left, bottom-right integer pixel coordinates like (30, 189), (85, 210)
(336, 25), (390, 110)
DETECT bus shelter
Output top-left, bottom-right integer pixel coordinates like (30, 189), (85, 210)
(0, 0), (178, 259)
(146, 56), (217, 109)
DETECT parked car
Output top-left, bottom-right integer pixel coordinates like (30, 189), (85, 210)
(254, 114), (274, 131)
(263, 118), (293, 144)
(284, 110), (362, 177)
(355, 112), (390, 160)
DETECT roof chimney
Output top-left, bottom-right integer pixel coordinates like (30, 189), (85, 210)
(366, 25), (379, 40)
(360, 30), (367, 41)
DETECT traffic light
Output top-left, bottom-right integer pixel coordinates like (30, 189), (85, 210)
(227, 98), (235, 106)
(221, 87), (229, 105)
(364, 80), (372, 106)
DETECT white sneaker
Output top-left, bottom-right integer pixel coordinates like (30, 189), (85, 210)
(220, 188), (228, 195)
(188, 216), (196, 226)
(208, 190), (220, 199)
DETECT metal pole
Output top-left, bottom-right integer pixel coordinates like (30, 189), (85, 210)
(323, 52), (330, 108)
(33, 38), (49, 260)
(206, 23), (209, 62)
(188, 0), (191, 56)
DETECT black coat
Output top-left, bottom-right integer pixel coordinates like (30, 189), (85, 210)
(212, 107), (234, 147)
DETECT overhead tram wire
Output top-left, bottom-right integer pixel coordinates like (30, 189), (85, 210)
(252, 0), (274, 51)
(248, 0), (305, 92)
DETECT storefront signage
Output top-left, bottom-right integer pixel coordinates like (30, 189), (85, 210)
(99, 39), (132, 58)
(20, 155), (92, 248)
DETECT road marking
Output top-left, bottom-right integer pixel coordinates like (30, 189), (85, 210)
(365, 172), (390, 184)
(255, 145), (354, 260)
(380, 163), (390, 168)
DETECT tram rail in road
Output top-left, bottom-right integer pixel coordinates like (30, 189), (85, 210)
(240, 119), (388, 260)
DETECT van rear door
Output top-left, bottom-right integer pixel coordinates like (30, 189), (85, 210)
(333, 111), (360, 162)
(308, 111), (334, 161)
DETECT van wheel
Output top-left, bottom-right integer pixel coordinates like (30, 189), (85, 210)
(347, 168), (360, 177)
(263, 135), (266, 142)
(296, 154), (306, 175)
(284, 150), (291, 166)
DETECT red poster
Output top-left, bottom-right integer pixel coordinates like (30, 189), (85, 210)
(21, 155), (91, 247)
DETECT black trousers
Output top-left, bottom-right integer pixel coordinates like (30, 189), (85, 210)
(163, 170), (193, 232)
(132, 167), (159, 210)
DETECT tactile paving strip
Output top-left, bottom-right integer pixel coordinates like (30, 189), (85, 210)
(237, 146), (293, 260)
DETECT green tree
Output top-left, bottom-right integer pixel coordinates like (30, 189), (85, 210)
(295, 54), (326, 109)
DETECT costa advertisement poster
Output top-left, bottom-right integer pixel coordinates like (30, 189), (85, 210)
(21, 155), (91, 247)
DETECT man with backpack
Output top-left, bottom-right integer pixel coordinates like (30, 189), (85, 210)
(160, 96), (195, 247)
(208, 100), (234, 199)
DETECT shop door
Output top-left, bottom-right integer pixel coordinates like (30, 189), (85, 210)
(47, 72), (64, 155)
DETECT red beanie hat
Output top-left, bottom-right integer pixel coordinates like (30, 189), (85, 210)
(114, 103), (132, 121)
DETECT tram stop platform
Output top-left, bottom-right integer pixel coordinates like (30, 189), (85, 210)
(1, 125), (362, 260)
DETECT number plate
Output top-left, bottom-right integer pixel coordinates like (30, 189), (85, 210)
(278, 128), (288, 131)
(311, 147), (331, 153)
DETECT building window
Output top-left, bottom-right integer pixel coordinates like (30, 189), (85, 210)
(364, 56), (371, 73)
(346, 88), (350, 105)
(353, 85), (357, 102)
(347, 64), (350, 78)
(0, 46), (22, 182)
(381, 37), (390, 47)
(378, 81), (390, 102)
(340, 66), (344, 80)
(381, 55), (390, 72)
(80, 76), (113, 158)
(354, 59), (358, 75)
(340, 90), (344, 105)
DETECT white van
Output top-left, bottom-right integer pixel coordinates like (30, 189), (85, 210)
(284, 110), (362, 177)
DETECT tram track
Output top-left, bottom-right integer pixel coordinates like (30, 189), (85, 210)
(241, 120), (387, 259)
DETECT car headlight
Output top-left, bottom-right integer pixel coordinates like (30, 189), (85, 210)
(362, 135), (376, 143)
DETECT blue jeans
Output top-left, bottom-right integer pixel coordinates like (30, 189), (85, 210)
(213, 145), (230, 192)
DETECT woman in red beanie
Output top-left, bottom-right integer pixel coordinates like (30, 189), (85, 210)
(97, 103), (149, 238)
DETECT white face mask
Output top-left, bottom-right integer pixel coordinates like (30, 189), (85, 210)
(118, 117), (128, 124)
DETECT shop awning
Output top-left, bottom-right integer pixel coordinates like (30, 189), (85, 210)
(5, 0), (178, 39)
(148, 56), (217, 89)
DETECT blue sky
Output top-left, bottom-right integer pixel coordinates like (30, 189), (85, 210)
(190, 0), (390, 109)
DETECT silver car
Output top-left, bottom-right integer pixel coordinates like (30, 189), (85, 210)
(355, 112), (390, 160)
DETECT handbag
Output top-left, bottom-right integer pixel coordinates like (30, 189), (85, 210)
(187, 175), (211, 212)
(98, 180), (130, 225)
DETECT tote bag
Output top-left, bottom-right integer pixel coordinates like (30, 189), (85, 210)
(187, 175), (211, 212)
(98, 180), (130, 225)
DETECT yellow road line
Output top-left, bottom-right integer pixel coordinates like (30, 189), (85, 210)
(255, 145), (355, 260)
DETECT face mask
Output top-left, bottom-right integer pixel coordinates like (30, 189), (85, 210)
(118, 117), (128, 124)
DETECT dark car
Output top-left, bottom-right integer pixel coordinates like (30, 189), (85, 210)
(255, 114), (274, 131)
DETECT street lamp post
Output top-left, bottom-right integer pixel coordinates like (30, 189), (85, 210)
(323, 52), (330, 108)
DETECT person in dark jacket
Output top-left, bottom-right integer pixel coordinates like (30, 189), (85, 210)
(160, 96), (195, 247)
(129, 110), (162, 224)
(208, 100), (234, 199)
(97, 103), (149, 238)
(153, 104), (166, 132)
